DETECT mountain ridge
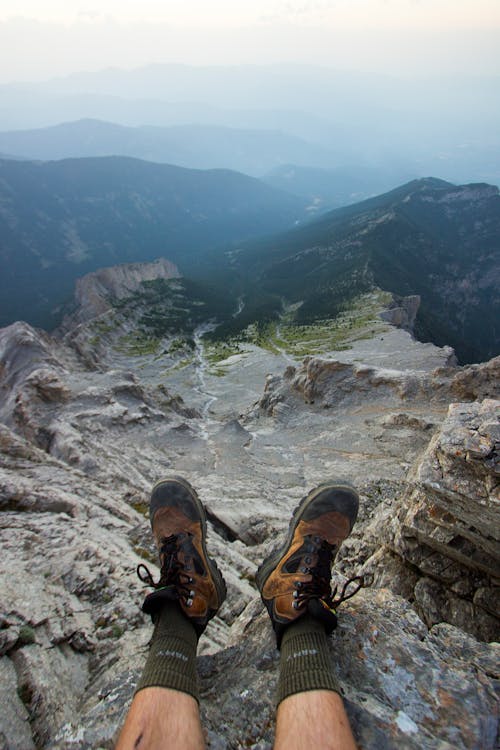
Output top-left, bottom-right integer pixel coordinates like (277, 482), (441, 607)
(225, 178), (500, 364)
(1, 168), (498, 364)
(262, 163), (419, 209)
(2, 64), (498, 184)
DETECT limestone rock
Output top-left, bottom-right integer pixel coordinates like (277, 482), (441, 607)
(449, 356), (500, 402)
(259, 357), (439, 414)
(0, 322), (73, 454)
(366, 398), (500, 641)
(0, 656), (36, 750)
(258, 352), (498, 415)
(62, 258), (181, 328)
(11, 642), (89, 748)
(379, 294), (421, 333)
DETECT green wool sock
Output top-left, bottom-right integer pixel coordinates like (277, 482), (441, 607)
(277, 614), (340, 706)
(135, 601), (199, 702)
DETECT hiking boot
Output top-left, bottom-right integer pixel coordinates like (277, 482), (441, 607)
(256, 480), (361, 646)
(137, 476), (227, 636)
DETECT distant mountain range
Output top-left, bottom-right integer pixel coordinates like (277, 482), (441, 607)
(0, 156), (305, 329)
(222, 178), (500, 364)
(4, 64), (498, 129)
(1, 65), (499, 185)
(0, 119), (337, 178)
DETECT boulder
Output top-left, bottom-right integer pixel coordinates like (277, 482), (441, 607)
(379, 294), (421, 333)
(366, 398), (500, 641)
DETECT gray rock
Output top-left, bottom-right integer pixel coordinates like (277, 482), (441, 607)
(11, 643), (89, 748)
(379, 294), (421, 334)
(61, 258), (180, 328)
(366, 397), (500, 641)
(0, 656), (36, 750)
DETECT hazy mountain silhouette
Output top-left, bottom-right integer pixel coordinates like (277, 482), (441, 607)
(0, 119), (337, 177)
(1, 65), (499, 184)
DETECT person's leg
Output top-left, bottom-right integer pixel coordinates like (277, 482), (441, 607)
(115, 477), (226, 750)
(273, 615), (357, 750)
(115, 688), (204, 750)
(256, 481), (361, 750)
(275, 691), (357, 750)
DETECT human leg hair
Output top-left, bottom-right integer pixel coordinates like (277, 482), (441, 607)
(115, 687), (205, 750)
(274, 689), (357, 750)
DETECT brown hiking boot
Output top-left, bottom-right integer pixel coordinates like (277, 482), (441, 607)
(256, 481), (362, 646)
(137, 476), (226, 636)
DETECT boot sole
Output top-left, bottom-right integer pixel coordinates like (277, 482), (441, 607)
(150, 476), (227, 608)
(255, 480), (359, 594)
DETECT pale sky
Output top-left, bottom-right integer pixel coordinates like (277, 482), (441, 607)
(1, 0), (500, 83)
(2, 0), (500, 28)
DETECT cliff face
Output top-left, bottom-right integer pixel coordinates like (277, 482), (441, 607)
(382, 398), (499, 640)
(379, 294), (420, 333)
(68, 258), (181, 325)
(0, 267), (498, 749)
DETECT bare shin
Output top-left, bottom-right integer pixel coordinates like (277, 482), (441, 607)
(274, 690), (357, 750)
(115, 687), (205, 750)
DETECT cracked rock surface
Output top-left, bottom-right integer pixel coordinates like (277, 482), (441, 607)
(0, 302), (498, 749)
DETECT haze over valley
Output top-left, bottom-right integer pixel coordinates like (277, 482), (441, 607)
(1, 64), (499, 187)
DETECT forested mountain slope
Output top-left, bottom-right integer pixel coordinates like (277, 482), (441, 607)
(228, 179), (500, 363)
(0, 156), (305, 328)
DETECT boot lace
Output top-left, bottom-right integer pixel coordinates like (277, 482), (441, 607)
(293, 538), (363, 612)
(137, 533), (196, 607)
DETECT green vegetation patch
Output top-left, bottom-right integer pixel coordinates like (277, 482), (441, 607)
(278, 290), (391, 356)
(17, 625), (37, 647)
(111, 624), (124, 639)
(204, 340), (244, 366)
(129, 499), (149, 516)
(115, 333), (161, 356)
(110, 277), (239, 359)
(132, 544), (157, 565)
(199, 289), (392, 369)
(168, 337), (194, 354)
(112, 277), (234, 340)
(163, 357), (195, 375)
(91, 318), (116, 335)
(222, 290), (392, 359)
